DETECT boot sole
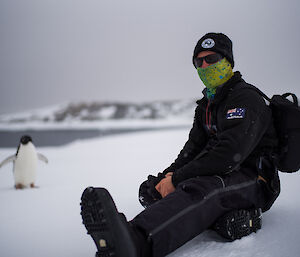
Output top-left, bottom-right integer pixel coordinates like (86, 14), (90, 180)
(80, 187), (137, 257)
(213, 208), (262, 241)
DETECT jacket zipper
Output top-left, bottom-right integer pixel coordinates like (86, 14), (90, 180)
(206, 100), (212, 130)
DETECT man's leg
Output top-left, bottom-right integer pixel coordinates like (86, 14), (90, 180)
(131, 172), (261, 257)
(139, 175), (263, 242)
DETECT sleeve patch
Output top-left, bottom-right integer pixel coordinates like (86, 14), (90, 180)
(226, 108), (246, 119)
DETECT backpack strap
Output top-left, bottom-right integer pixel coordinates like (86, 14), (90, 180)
(244, 85), (299, 107)
(242, 85), (271, 103)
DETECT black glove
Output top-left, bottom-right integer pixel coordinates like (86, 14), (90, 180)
(138, 173), (165, 208)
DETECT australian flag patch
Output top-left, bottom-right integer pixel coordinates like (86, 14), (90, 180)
(226, 108), (246, 119)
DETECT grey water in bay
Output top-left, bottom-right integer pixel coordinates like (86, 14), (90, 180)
(0, 126), (189, 148)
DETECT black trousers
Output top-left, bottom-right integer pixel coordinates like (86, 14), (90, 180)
(131, 169), (266, 257)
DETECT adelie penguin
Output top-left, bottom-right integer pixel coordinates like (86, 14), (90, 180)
(0, 135), (48, 189)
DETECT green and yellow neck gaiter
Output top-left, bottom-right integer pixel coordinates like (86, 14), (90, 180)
(197, 58), (234, 98)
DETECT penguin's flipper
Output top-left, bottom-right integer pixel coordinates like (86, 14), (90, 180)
(37, 153), (48, 164)
(0, 155), (17, 168)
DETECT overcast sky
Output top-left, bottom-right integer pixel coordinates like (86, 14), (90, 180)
(0, 0), (299, 114)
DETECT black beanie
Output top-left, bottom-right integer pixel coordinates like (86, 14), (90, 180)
(193, 32), (234, 68)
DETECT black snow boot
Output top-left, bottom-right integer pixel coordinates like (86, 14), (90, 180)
(80, 187), (150, 257)
(213, 208), (262, 241)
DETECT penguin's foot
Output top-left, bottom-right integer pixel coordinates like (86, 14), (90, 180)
(15, 183), (25, 189)
(30, 183), (39, 188)
(80, 187), (138, 257)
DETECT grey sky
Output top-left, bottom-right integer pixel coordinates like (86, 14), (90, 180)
(1, 0), (299, 114)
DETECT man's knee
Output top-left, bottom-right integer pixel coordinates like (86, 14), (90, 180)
(176, 176), (223, 198)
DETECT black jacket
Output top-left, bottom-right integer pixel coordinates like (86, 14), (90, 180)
(165, 72), (279, 193)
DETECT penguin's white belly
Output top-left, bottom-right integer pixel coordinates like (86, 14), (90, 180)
(14, 144), (38, 186)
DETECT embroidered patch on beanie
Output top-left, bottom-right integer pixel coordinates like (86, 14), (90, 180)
(201, 38), (215, 48)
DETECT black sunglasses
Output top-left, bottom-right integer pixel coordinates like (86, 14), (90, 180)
(194, 53), (223, 68)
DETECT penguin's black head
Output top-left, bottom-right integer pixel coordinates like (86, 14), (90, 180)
(20, 135), (33, 145)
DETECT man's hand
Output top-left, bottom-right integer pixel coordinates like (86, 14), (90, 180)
(155, 174), (175, 198)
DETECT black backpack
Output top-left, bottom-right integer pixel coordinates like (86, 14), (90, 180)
(250, 87), (300, 173)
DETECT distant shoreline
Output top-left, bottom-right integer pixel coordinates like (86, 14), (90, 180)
(0, 126), (189, 148)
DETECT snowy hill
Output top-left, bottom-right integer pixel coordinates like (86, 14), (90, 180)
(0, 129), (299, 257)
(0, 99), (197, 124)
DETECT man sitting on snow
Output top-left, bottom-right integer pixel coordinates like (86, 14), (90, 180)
(80, 32), (280, 257)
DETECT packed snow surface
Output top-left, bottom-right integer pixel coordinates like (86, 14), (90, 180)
(0, 129), (299, 257)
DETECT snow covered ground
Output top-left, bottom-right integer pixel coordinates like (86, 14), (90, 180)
(0, 129), (299, 257)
